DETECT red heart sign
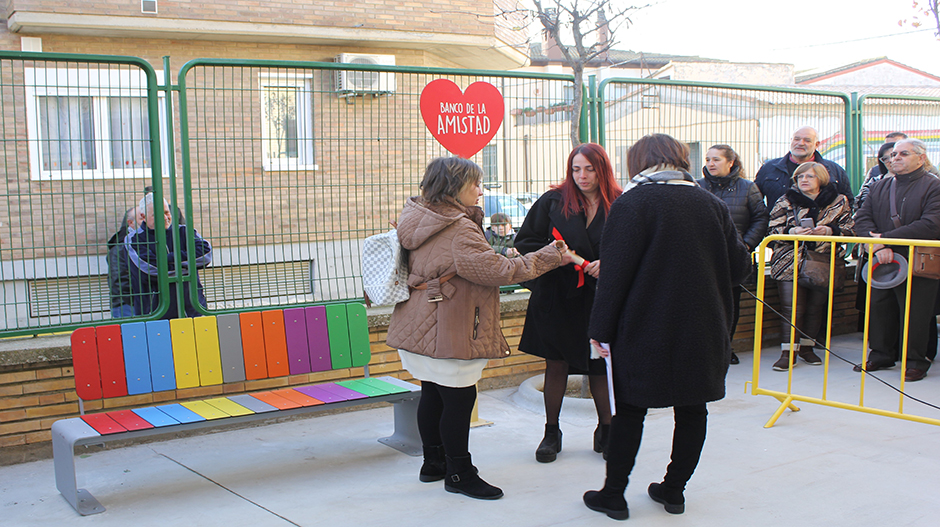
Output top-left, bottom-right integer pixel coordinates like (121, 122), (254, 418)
(420, 79), (504, 159)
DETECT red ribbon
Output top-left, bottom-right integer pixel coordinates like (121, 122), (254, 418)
(552, 227), (590, 288)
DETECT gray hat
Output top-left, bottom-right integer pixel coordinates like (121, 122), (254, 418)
(862, 253), (908, 290)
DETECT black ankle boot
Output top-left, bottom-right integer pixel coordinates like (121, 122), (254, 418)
(583, 488), (629, 520)
(648, 482), (685, 514)
(536, 424), (562, 463)
(419, 445), (446, 482)
(593, 424), (610, 457)
(444, 454), (503, 500)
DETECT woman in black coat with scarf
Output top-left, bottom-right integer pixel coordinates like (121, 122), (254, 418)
(582, 134), (751, 520)
(697, 144), (769, 365)
(515, 143), (622, 463)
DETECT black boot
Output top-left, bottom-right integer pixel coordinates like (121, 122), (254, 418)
(444, 455), (503, 500)
(583, 487), (629, 520)
(536, 424), (562, 463)
(593, 424), (610, 458)
(648, 482), (685, 514)
(419, 445), (446, 482)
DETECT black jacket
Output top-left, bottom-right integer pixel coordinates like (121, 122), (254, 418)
(754, 152), (853, 211)
(515, 190), (605, 371)
(854, 166), (940, 258)
(589, 177), (751, 408)
(697, 166), (769, 250)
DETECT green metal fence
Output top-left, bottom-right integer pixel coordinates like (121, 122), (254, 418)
(1, 50), (939, 337)
(596, 77), (855, 189)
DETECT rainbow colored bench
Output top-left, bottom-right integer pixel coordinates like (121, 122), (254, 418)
(51, 303), (421, 516)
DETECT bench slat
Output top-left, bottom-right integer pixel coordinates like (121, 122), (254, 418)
(204, 397), (253, 417)
(146, 321), (176, 392)
(106, 410), (155, 431)
(97, 325), (129, 398)
(305, 306), (332, 372)
(155, 403), (205, 424)
(293, 384), (346, 403)
(374, 376), (423, 393)
(272, 388), (325, 407)
(355, 377), (411, 395)
(316, 382), (368, 401)
(227, 394), (278, 414)
(337, 379), (395, 397)
(80, 413), (126, 435)
(71, 327), (102, 400)
(239, 312), (268, 380)
(193, 316), (224, 386)
(346, 303), (371, 367)
(132, 407), (181, 427)
(217, 314), (247, 383)
(170, 318), (200, 389)
(181, 400), (229, 420)
(284, 308), (313, 375)
(326, 305), (351, 369)
(250, 391), (302, 410)
(262, 310), (290, 377)
(121, 323), (153, 395)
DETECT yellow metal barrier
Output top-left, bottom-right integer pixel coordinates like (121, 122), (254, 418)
(751, 234), (940, 428)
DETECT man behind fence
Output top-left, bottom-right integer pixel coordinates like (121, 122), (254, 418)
(853, 138), (940, 382)
(125, 194), (212, 320)
(755, 126), (854, 209)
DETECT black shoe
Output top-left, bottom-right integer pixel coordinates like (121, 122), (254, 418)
(444, 455), (503, 500)
(852, 360), (896, 373)
(648, 482), (685, 514)
(593, 424), (610, 456)
(419, 445), (446, 482)
(730, 352), (740, 365)
(536, 424), (562, 463)
(583, 490), (629, 520)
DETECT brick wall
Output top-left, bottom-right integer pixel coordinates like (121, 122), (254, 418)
(0, 286), (860, 464)
(6, 0), (496, 38)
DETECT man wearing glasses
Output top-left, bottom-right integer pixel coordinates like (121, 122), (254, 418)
(755, 126), (854, 210)
(854, 138), (940, 382)
(855, 132), (910, 210)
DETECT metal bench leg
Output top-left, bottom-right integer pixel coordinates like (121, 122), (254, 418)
(378, 395), (421, 456)
(52, 419), (106, 515)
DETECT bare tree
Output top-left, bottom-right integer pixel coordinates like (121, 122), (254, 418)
(901, 0), (940, 38)
(520, 0), (649, 146)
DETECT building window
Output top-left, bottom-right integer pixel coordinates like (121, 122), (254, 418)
(26, 68), (165, 181)
(481, 144), (498, 187)
(260, 75), (315, 171)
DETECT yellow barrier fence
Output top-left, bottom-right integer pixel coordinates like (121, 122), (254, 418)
(749, 234), (940, 428)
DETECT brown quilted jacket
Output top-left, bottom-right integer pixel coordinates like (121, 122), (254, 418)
(386, 196), (564, 360)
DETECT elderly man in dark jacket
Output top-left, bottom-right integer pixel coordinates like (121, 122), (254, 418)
(853, 138), (940, 382)
(755, 126), (854, 209)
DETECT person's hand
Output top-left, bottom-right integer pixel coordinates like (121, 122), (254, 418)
(505, 247), (520, 258)
(590, 339), (609, 358)
(809, 225), (832, 236)
(874, 246), (895, 265)
(583, 259), (600, 278)
(789, 226), (810, 235)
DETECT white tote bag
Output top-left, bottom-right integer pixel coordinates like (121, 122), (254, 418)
(361, 229), (410, 305)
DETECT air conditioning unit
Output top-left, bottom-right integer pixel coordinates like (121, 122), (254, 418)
(335, 53), (396, 96)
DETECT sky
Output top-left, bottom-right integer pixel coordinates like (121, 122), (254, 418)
(604, 0), (940, 77)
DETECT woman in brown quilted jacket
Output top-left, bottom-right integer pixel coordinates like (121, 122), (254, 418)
(386, 157), (573, 500)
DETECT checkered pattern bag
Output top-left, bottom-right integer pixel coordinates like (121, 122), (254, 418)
(361, 229), (410, 305)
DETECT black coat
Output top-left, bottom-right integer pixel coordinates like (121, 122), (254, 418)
(697, 166), (769, 250)
(589, 180), (751, 408)
(515, 190), (604, 372)
(854, 166), (940, 258)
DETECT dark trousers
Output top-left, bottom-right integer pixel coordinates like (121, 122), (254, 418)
(777, 280), (828, 348)
(868, 277), (939, 371)
(602, 401), (708, 494)
(416, 381), (476, 457)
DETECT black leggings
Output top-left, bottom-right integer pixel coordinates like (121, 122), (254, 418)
(416, 381), (477, 457)
(603, 402), (708, 494)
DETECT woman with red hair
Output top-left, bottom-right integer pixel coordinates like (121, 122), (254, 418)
(515, 143), (622, 463)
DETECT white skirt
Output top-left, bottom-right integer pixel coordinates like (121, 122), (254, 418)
(398, 349), (488, 388)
